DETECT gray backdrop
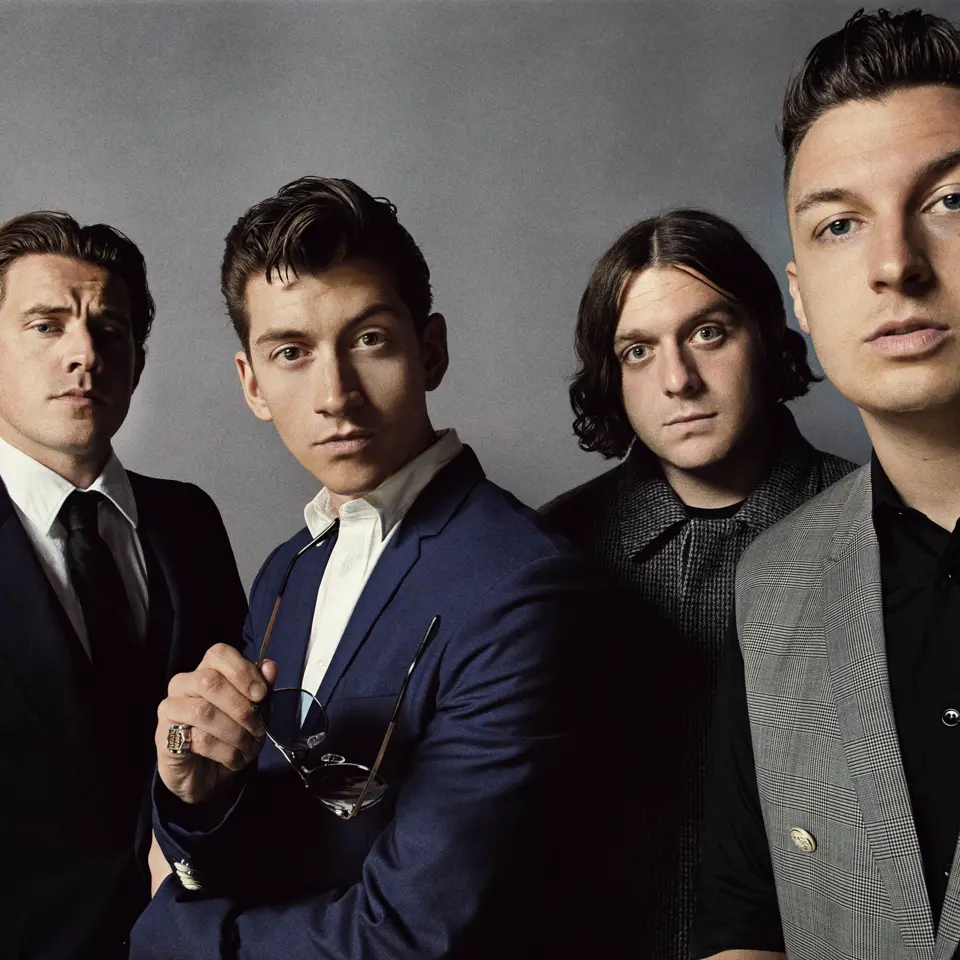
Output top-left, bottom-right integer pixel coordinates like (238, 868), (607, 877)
(3, 0), (951, 586)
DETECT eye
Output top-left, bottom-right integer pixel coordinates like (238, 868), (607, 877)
(692, 324), (725, 344)
(825, 218), (853, 237)
(357, 330), (386, 348)
(622, 344), (648, 364)
(936, 192), (960, 211)
(272, 345), (304, 363)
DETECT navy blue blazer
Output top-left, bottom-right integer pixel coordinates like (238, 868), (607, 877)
(131, 447), (609, 960)
(0, 473), (247, 960)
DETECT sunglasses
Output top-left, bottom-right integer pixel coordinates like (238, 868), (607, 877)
(253, 526), (439, 819)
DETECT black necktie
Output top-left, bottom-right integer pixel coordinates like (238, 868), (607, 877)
(59, 490), (139, 690)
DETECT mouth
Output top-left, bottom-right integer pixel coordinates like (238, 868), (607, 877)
(866, 319), (949, 341)
(53, 389), (104, 405)
(317, 432), (374, 455)
(665, 413), (716, 427)
(865, 319), (951, 357)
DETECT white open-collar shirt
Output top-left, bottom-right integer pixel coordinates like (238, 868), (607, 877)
(299, 429), (463, 698)
(0, 437), (148, 656)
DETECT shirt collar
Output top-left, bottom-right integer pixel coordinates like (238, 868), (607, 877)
(870, 450), (905, 512)
(0, 437), (138, 535)
(303, 429), (464, 539)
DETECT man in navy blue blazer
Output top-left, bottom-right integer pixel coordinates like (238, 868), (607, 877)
(130, 177), (607, 959)
(0, 211), (247, 959)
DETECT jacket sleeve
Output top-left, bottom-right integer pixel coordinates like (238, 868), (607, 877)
(132, 553), (605, 960)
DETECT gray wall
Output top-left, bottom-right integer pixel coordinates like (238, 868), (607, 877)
(2, 0), (952, 586)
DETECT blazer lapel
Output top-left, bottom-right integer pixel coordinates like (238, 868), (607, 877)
(935, 845), (960, 959)
(314, 448), (484, 709)
(823, 468), (935, 959)
(0, 484), (98, 793)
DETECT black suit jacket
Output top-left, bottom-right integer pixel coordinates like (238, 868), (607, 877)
(0, 471), (247, 960)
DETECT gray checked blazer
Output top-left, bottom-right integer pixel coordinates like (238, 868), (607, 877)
(736, 463), (960, 960)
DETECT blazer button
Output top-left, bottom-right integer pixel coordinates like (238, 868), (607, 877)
(789, 827), (817, 853)
(173, 859), (203, 891)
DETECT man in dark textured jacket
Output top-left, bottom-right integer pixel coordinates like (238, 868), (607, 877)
(541, 209), (855, 960)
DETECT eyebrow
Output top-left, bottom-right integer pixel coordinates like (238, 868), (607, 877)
(253, 302), (400, 348)
(21, 303), (130, 325)
(613, 302), (737, 349)
(793, 147), (960, 218)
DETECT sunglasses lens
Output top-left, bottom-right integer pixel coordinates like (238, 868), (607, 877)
(258, 687), (328, 758)
(308, 761), (388, 818)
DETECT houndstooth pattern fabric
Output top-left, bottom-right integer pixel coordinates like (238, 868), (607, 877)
(541, 408), (854, 960)
(737, 465), (960, 960)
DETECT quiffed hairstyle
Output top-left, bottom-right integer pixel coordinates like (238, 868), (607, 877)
(222, 177), (432, 352)
(571, 209), (819, 460)
(780, 7), (960, 182)
(0, 210), (154, 359)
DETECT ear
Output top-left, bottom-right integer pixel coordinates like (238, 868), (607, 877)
(785, 261), (809, 334)
(419, 313), (449, 392)
(235, 349), (273, 422)
(131, 346), (146, 392)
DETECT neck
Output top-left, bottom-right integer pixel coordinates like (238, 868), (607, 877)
(862, 405), (960, 531)
(0, 430), (110, 489)
(660, 414), (774, 510)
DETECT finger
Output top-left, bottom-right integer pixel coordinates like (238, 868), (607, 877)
(260, 659), (279, 686)
(158, 695), (262, 765)
(200, 643), (270, 701)
(167, 667), (264, 737)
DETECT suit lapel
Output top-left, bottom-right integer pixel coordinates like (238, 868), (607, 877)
(313, 448), (484, 710)
(823, 469), (935, 959)
(0, 483), (99, 791)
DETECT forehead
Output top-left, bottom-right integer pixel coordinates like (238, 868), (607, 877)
(788, 85), (960, 211)
(1, 253), (128, 311)
(243, 259), (408, 332)
(616, 265), (733, 331)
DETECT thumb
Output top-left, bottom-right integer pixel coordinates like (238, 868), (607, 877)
(260, 659), (279, 687)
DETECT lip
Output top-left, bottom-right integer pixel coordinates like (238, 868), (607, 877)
(318, 432), (373, 455)
(53, 389), (104, 405)
(865, 319), (951, 358)
(665, 413), (716, 427)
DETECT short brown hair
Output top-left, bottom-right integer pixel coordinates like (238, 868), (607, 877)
(780, 8), (960, 182)
(221, 177), (433, 353)
(0, 210), (154, 360)
(570, 209), (819, 459)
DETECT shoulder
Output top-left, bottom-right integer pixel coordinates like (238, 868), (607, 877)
(127, 471), (223, 520)
(538, 462), (623, 546)
(739, 463), (869, 572)
(809, 449), (859, 489)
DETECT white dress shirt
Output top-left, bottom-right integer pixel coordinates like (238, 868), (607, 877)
(0, 437), (148, 656)
(299, 429), (463, 700)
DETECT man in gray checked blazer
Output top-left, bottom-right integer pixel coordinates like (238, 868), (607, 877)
(694, 9), (960, 960)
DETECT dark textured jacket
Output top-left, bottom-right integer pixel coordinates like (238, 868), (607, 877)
(540, 409), (856, 960)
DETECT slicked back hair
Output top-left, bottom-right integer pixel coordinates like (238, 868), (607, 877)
(222, 177), (433, 353)
(571, 209), (820, 460)
(0, 210), (154, 360)
(780, 7), (960, 183)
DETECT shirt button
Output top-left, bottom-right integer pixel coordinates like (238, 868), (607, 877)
(942, 708), (960, 727)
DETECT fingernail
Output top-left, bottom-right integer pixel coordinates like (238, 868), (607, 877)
(251, 682), (267, 700)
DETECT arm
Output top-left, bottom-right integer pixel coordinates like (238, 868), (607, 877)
(691, 619), (786, 959)
(705, 953), (786, 960)
(132, 555), (600, 960)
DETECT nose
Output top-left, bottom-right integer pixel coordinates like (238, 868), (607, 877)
(868, 215), (933, 293)
(313, 350), (364, 416)
(659, 343), (703, 398)
(64, 322), (102, 375)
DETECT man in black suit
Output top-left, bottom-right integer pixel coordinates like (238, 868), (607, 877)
(0, 211), (247, 959)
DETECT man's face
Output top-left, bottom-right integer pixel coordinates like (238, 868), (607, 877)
(614, 265), (766, 473)
(787, 85), (960, 420)
(0, 253), (138, 471)
(236, 259), (448, 504)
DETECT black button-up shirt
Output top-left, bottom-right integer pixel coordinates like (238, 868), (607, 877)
(693, 454), (960, 956)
